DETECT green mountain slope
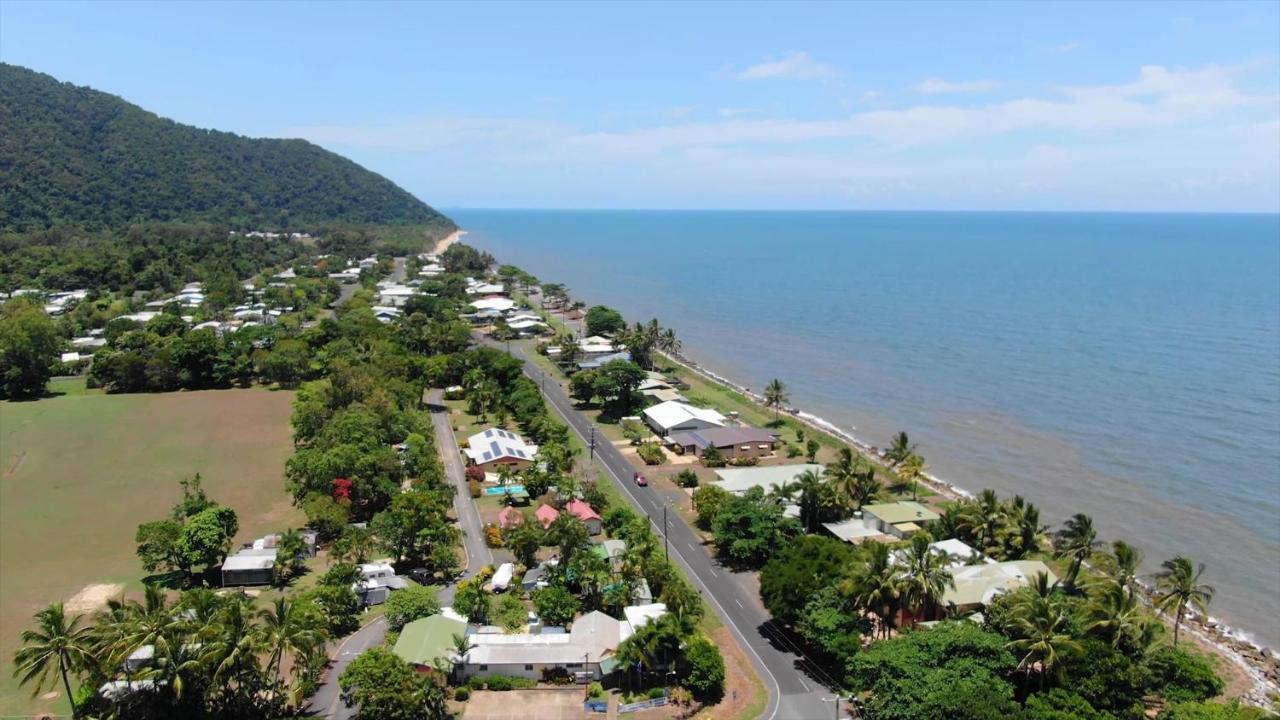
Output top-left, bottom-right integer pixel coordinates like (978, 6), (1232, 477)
(0, 64), (453, 232)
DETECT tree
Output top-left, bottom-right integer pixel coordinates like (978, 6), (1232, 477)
(547, 513), (590, 564)
(175, 505), (239, 575)
(844, 541), (901, 639)
(896, 533), (955, 627)
(340, 647), (446, 720)
(682, 636), (725, 702)
(452, 579), (491, 624)
(885, 431), (917, 467)
(1021, 689), (1114, 720)
(711, 487), (800, 568)
(1054, 513), (1101, 591)
(897, 452), (926, 501)
(1158, 701), (1262, 720)
(0, 298), (60, 398)
(533, 586), (580, 627)
(135, 519), (184, 574)
(959, 489), (1006, 553)
(370, 490), (455, 566)
(384, 586), (442, 631)
(592, 359), (646, 414)
(1005, 595), (1081, 688)
(1085, 581), (1145, 649)
(257, 597), (325, 695)
(1147, 646), (1224, 704)
(763, 378), (789, 422)
(12, 603), (95, 719)
(569, 370), (598, 404)
(1106, 540), (1144, 596)
(503, 520), (543, 568)
(276, 528), (308, 578)
(584, 305), (625, 336)
(1154, 556), (1215, 646)
(759, 535), (855, 624)
(793, 468), (828, 532)
(692, 485), (730, 530)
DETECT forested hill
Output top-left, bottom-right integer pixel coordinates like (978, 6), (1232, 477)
(0, 64), (454, 232)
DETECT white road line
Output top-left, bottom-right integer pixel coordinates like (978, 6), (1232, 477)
(688, 542), (697, 551)
(735, 598), (744, 609)
(797, 677), (811, 693)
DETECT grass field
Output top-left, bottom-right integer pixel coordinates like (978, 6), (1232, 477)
(0, 378), (301, 717)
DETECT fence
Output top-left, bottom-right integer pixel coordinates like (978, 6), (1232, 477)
(619, 696), (668, 713)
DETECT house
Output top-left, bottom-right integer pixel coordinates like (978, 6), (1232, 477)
(521, 564), (550, 592)
(578, 336), (622, 355)
(565, 499), (603, 535)
(221, 549), (277, 586)
(498, 506), (525, 530)
(667, 427), (780, 460)
(467, 282), (507, 296)
(459, 610), (631, 682)
(944, 561), (1058, 615)
(642, 401), (727, 436)
(71, 336), (108, 350)
(116, 311), (160, 324)
(371, 306), (402, 323)
(712, 464), (823, 495)
(468, 297), (517, 314)
(463, 428), (538, 471)
(592, 539), (627, 568)
(60, 352), (83, 364)
(394, 614), (469, 673)
(621, 603), (668, 642)
(535, 504), (559, 529)
(638, 373), (684, 403)
(576, 351), (632, 371)
(378, 285), (418, 307)
(891, 538), (984, 569)
(821, 517), (895, 545)
(507, 319), (548, 336)
(861, 501), (940, 539)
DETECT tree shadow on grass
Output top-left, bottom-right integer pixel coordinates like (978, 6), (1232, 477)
(141, 571), (188, 590)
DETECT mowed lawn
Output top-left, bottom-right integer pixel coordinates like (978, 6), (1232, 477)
(0, 378), (301, 716)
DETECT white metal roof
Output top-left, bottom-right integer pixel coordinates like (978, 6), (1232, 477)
(464, 428), (537, 464)
(641, 401), (726, 431)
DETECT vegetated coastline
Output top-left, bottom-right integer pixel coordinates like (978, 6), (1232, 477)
(479, 234), (1280, 707)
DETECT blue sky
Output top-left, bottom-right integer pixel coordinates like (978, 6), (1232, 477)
(3, 1), (1278, 211)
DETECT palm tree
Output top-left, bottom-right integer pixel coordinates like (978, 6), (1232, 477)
(896, 534), (955, 627)
(897, 453), (926, 502)
(203, 595), (262, 690)
(1006, 597), (1081, 689)
(1106, 540), (1144, 596)
(1001, 497), (1047, 560)
(1054, 513), (1101, 591)
(1153, 556), (1214, 646)
(763, 378), (789, 422)
(843, 541), (900, 638)
(826, 448), (880, 512)
(659, 328), (681, 357)
(959, 489), (1006, 552)
(1086, 581), (1145, 649)
(885, 431), (917, 467)
(13, 603), (95, 718)
(448, 633), (477, 681)
(256, 597), (325, 698)
(793, 468), (828, 533)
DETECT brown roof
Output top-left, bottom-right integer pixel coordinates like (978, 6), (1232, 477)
(668, 427), (780, 450)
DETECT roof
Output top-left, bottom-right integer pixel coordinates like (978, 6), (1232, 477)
(467, 610), (625, 667)
(642, 401), (727, 431)
(395, 614), (468, 667)
(577, 351), (631, 369)
(712, 464), (823, 495)
(498, 506), (524, 528)
(464, 428), (537, 465)
(535, 504), (560, 527)
(621, 603), (668, 642)
(593, 539), (627, 561)
(822, 517), (891, 543)
(890, 538), (982, 567)
(222, 552), (276, 571)
(862, 501), (940, 525)
(668, 426), (779, 451)
(944, 560), (1058, 608)
(469, 297), (516, 312)
(566, 499), (601, 523)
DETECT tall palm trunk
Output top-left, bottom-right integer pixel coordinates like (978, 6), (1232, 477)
(1174, 607), (1184, 646)
(60, 657), (77, 719)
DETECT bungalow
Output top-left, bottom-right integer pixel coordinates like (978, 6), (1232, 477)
(463, 428), (538, 472)
(469, 297), (517, 314)
(394, 614), (469, 673)
(667, 427), (780, 460)
(642, 400), (727, 436)
(71, 336), (108, 350)
(638, 373), (684, 403)
(459, 610), (633, 682)
(576, 351), (632, 371)
(371, 306), (402, 323)
(535, 504), (559, 529)
(498, 506), (525, 530)
(821, 517), (895, 545)
(944, 560), (1058, 615)
(891, 538), (984, 569)
(507, 319), (548, 336)
(221, 549), (276, 586)
(712, 464), (823, 495)
(378, 285), (418, 307)
(861, 501), (940, 539)
(592, 539), (627, 568)
(579, 336), (622, 356)
(467, 282), (507, 296)
(565, 499), (603, 535)
(521, 564), (551, 592)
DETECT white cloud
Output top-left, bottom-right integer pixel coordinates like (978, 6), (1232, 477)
(1047, 42), (1080, 54)
(718, 107), (760, 117)
(916, 77), (999, 94)
(861, 90), (881, 102)
(736, 51), (835, 81)
(665, 106), (696, 119)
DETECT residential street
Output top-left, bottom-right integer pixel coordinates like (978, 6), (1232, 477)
(307, 615), (387, 720)
(497, 339), (840, 720)
(427, 387), (495, 604)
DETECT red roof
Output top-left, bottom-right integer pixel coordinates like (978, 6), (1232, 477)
(498, 506), (524, 529)
(535, 504), (559, 529)
(566, 499), (601, 522)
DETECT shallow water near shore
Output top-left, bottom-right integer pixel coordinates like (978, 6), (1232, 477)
(454, 208), (1280, 648)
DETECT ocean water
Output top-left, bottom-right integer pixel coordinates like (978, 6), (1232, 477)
(452, 209), (1280, 647)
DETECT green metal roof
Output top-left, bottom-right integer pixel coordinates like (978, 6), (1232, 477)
(862, 501), (939, 525)
(393, 614), (467, 667)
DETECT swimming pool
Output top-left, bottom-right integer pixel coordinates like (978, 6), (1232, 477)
(483, 485), (526, 496)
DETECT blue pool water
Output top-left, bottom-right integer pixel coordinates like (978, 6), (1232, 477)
(453, 208), (1280, 646)
(484, 484), (526, 496)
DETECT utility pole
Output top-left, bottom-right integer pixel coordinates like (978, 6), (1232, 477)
(663, 505), (669, 561)
(823, 696), (841, 719)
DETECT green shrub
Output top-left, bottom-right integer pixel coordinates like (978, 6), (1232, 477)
(469, 479), (482, 498)
(453, 686), (470, 701)
(647, 687), (667, 700)
(470, 675), (537, 691)
(673, 469), (699, 488)
(785, 444), (802, 458)
(729, 455), (758, 466)
(700, 445), (726, 467)
(638, 443), (666, 466)
(587, 682), (605, 700)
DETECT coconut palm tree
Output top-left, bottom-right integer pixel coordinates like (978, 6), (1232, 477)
(1006, 597), (1081, 689)
(897, 453), (926, 502)
(659, 328), (681, 357)
(826, 448), (881, 512)
(959, 489), (1005, 552)
(843, 541), (900, 638)
(763, 378), (789, 422)
(1001, 496), (1047, 560)
(885, 431), (917, 467)
(203, 595), (262, 689)
(13, 603), (95, 718)
(1086, 581), (1145, 648)
(1153, 556), (1215, 646)
(448, 633), (477, 681)
(793, 468), (828, 533)
(896, 534), (955, 627)
(1106, 540), (1144, 597)
(256, 597), (325, 698)
(1054, 513), (1101, 591)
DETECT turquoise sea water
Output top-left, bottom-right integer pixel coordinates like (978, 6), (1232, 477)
(452, 209), (1280, 646)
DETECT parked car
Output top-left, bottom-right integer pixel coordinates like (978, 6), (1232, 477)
(633, 472), (648, 487)
(408, 568), (433, 585)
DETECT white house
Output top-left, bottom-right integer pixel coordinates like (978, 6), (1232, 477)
(377, 285), (418, 307)
(642, 400), (727, 436)
(464, 428), (538, 470)
(468, 297), (517, 314)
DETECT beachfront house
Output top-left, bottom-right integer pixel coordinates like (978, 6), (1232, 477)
(667, 426), (780, 460)
(463, 428), (538, 472)
(712, 464), (824, 495)
(642, 400), (727, 436)
(944, 560), (1058, 617)
(576, 350), (632, 371)
(861, 501), (940, 539)
(638, 372), (685, 403)
(394, 614), (469, 674)
(891, 538), (984, 568)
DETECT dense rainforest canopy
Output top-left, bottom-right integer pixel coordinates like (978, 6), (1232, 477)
(0, 63), (455, 232)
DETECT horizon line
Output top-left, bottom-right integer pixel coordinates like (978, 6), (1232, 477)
(439, 206), (1280, 216)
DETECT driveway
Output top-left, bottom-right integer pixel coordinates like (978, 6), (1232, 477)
(464, 689), (586, 720)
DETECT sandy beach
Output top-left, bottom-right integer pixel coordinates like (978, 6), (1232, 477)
(433, 228), (467, 255)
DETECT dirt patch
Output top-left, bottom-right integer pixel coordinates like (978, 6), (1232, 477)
(65, 583), (125, 614)
(5, 451), (27, 478)
(464, 688), (585, 720)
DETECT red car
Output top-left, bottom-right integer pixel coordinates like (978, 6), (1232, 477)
(633, 472), (648, 487)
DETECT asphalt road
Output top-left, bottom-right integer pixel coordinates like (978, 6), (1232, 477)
(427, 387), (495, 604)
(307, 615), (387, 720)
(499, 339), (841, 720)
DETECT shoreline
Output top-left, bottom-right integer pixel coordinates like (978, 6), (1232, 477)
(655, 352), (1280, 704)
(432, 228), (467, 255)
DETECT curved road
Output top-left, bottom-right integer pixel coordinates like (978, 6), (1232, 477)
(495, 339), (840, 720)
